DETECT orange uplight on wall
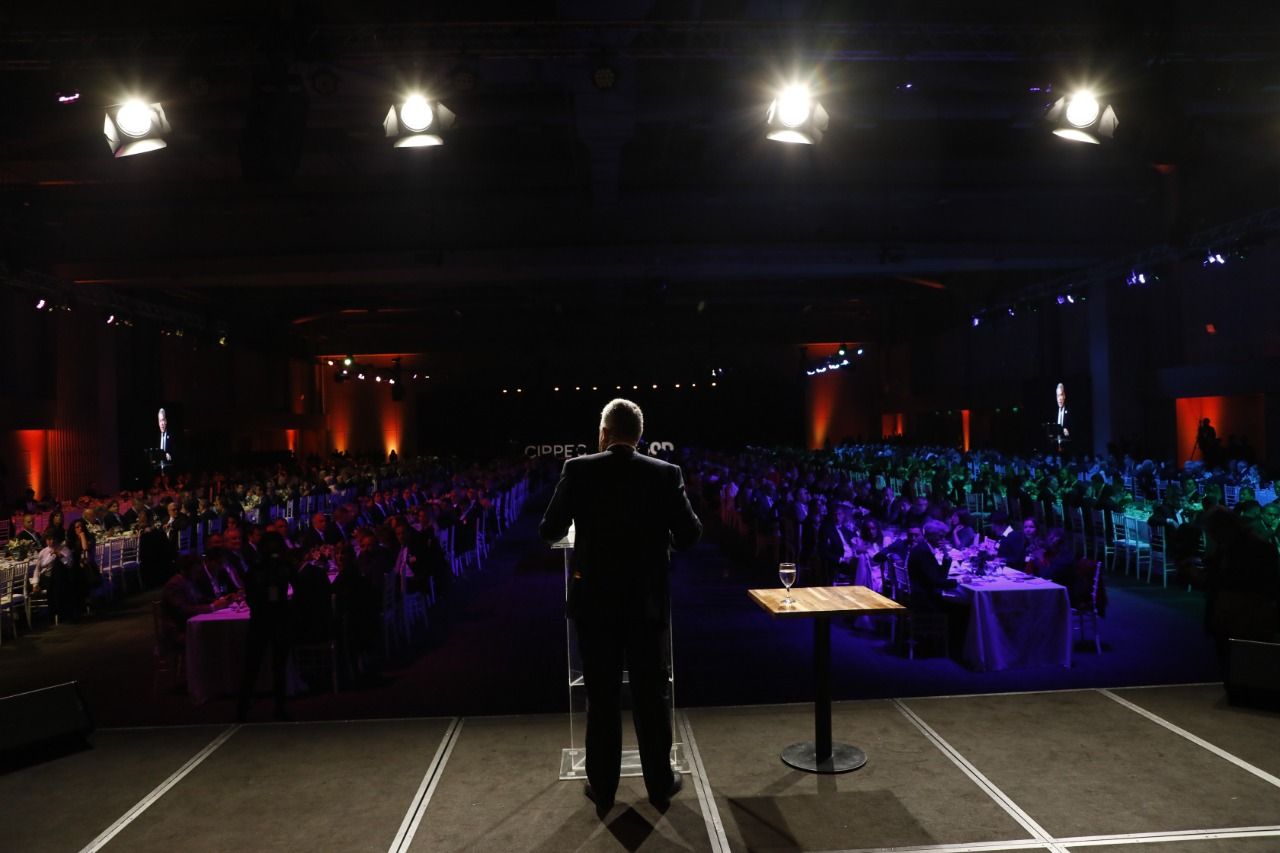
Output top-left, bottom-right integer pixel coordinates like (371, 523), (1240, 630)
(380, 390), (403, 460)
(18, 430), (47, 500)
(961, 409), (971, 452)
(881, 413), (904, 438)
(285, 429), (297, 453)
(1175, 394), (1265, 466)
(808, 379), (834, 450)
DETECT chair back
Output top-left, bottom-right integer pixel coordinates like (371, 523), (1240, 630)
(1085, 560), (1105, 607)
(889, 556), (911, 601)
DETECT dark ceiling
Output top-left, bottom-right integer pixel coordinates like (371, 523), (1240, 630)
(3, 1), (1279, 368)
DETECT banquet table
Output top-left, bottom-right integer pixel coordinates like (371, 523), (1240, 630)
(185, 605), (304, 704)
(947, 564), (1072, 672)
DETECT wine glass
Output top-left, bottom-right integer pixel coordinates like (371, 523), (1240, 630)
(778, 562), (797, 606)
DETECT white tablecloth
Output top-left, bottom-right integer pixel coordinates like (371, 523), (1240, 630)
(185, 607), (303, 704)
(951, 568), (1072, 672)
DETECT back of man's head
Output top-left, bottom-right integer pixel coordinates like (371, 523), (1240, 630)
(600, 398), (644, 445)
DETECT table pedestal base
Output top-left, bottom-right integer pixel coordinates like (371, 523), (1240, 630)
(781, 741), (867, 774)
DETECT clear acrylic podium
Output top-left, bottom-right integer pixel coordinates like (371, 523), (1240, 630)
(553, 524), (691, 780)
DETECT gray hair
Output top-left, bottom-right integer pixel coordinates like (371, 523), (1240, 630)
(923, 519), (950, 539)
(1055, 383), (1065, 394)
(600, 398), (644, 443)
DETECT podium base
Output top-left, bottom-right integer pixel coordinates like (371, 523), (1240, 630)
(560, 743), (692, 780)
(781, 741), (867, 774)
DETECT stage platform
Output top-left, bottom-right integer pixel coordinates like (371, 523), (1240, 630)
(3, 683), (1278, 853)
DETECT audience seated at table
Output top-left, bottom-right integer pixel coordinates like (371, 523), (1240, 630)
(905, 520), (958, 612)
(161, 555), (230, 651)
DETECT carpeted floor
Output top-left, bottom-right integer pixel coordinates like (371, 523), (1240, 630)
(3, 685), (1277, 853)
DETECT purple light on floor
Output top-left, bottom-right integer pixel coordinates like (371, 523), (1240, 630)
(1056, 295), (1066, 305)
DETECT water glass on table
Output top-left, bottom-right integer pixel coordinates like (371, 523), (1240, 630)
(779, 562), (797, 605)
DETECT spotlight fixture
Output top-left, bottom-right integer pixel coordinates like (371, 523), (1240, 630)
(106, 314), (116, 325)
(36, 298), (47, 310)
(1203, 251), (1226, 266)
(326, 359), (335, 366)
(1046, 89), (1117, 144)
(837, 344), (847, 357)
(1007, 307), (1017, 317)
(57, 91), (81, 104)
(1125, 269), (1154, 287)
(766, 84), (829, 145)
(971, 315), (981, 327)
(343, 356), (353, 367)
(384, 93), (456, 148)
(357, 372), (366, 380)
(1056, 295), (1066, 305)
(104, 98), (171, 157)
(855, 348), (865, 357)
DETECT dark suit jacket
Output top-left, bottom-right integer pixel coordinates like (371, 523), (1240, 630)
(158, 432), (176, 468)
(298, 524), (339, 551)
(906, 542), (955, 612)
(539, 445), (702, 624)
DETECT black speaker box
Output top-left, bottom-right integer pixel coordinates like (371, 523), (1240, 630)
(0, 682), (94, 769)
(1225, 639), (1280, 712)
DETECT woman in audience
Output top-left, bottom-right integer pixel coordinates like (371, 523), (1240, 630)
(45, 507), (67, 546)
(65, 518), (99, 616)
(33, 530), (74, 621)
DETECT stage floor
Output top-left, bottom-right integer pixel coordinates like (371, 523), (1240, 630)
(3, 683), (1278, 853)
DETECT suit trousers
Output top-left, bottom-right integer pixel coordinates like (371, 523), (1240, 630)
(238, 608), (290, 710)
(575, 613), (672, 802)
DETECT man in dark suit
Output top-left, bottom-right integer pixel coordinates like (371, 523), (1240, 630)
(1050, 382), (1072, 453)
(298, 512), (340, 551)
(539, 399), (702, 818)
(906, 520), (958, 612)
(236, 532), (296, 722)
(157, 407), (176, 472)
(816, 500), (857, 585)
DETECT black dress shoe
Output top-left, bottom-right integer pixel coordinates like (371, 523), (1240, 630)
(584, 782), (614, 818)
(649, 772), (683, 811)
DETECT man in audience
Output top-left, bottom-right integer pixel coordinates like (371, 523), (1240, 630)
(223, 527), (251, 589)
(817, 500), (858, 585)
(162, 555), (230, 652)
(237, 532), (296, 722)
(906, 520), (958, 612)
(299, 512), (337, 550)
(13, 514), (42, 549)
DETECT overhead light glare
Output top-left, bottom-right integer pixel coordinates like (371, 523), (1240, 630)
(104, 99), (170, 157)
(1064, 91), (1100, 128)
(766, 84), (829, 145)
(1047, 89), (1117, 144)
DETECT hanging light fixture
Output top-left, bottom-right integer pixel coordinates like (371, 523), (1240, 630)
(1046, 89), (1118, 144)
(384, 93), (456, 148)
(765, 84), (829, 145)
(104, 98), (171, 157)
